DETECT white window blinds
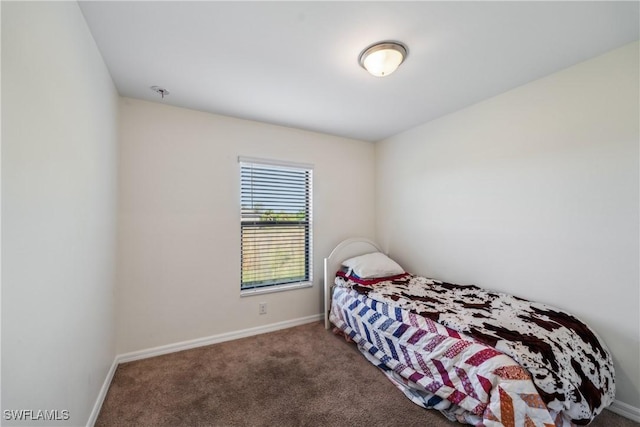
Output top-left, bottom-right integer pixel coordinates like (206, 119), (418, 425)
(239, 158), (313, 291)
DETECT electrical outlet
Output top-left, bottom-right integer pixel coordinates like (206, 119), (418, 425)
(259, 302), (267, 315)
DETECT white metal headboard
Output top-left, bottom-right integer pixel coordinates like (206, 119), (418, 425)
(323, 237), (382, 329)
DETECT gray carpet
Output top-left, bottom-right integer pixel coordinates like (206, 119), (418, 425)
(97, 321), (637, 427)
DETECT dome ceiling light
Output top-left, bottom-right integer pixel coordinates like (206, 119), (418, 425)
(358, 41), (408, 77)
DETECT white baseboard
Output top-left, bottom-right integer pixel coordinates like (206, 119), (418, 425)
(86, 357), (118, 427)
(608, 399), (640, 422)
(117, 313), (323, 363)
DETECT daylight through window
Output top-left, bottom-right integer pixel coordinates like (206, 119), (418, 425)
(240, 158), (313, 292)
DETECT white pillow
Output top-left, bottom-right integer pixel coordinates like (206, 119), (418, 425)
(341, 252), (404, 279)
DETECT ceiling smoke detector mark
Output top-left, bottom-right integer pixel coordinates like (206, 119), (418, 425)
(150, 86), (170, 99)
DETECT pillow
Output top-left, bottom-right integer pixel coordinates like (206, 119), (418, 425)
(341, 252), (404, 279)
(336, 269), (408, 286)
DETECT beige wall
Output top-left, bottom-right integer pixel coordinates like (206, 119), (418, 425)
(376, 42), (640, 408)
(2, 2), (119, 425)
(117, 98), (375, 353)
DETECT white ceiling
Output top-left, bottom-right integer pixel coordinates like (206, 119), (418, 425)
(79, 1), (639, 142)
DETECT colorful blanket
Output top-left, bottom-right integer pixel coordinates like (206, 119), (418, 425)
(334, 274), (615, 426)
(330, 286), (557, 427)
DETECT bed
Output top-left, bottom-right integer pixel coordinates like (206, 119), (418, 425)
(323, 238), (615, 427)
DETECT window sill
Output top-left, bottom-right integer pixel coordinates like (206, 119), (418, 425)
(240, 281), (313, 297)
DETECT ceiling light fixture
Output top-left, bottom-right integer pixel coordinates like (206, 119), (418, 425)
(358, 41), (408, 77)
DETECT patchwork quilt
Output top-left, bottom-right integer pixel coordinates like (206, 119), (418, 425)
(330, 287), (556, 427)
(332, 274), (615, 426)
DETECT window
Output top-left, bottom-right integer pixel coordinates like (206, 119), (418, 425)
(239, 157), (313, 294)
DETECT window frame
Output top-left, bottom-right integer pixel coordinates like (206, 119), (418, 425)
(238, 156), (313, 297)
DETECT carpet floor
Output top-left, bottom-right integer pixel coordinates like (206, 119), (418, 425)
(97, 321), (637, 427)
